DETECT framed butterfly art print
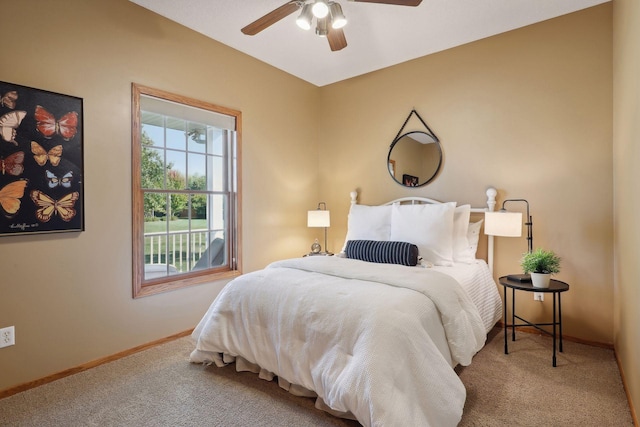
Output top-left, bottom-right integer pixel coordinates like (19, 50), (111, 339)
(0, 80), (84, 236)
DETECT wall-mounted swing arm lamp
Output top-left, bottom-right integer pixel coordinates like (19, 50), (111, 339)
(307, 202), (333, 255)
(484, 198), (533, 281)
(506, 199), (533, 253)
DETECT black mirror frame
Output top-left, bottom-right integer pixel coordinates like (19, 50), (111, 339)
(388, 110), (442, 188)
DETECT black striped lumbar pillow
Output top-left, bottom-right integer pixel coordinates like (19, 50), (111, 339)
(345, 240), (419, 266)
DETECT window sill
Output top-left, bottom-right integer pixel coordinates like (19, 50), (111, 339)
(133, 269), (241, 298)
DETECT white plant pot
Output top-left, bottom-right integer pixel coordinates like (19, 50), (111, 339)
(531, 272), (551, 288)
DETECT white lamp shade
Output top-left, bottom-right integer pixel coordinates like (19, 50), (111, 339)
(308, 210), (330, 227)
(484, 211), (523, 237)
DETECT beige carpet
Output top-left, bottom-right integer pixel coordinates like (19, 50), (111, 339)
(0, 328), (633, 426)
(457, 328), (633, 426)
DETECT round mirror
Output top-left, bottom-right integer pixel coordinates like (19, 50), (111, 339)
(388, 131), (442, 187)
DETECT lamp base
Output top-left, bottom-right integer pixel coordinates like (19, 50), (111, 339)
(304, 252), (334, 257)
(507, 274), (531, 282)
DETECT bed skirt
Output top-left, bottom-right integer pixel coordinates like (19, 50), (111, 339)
(191, 349), (359, 421)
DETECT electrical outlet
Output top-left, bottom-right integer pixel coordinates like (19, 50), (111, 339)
(0, 326), (15, 348)
(534, 293), (544, 302)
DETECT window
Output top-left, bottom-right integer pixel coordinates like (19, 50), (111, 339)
(132, 84), (241, 297)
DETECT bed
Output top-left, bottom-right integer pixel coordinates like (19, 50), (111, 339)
(190, 188), (503, 427)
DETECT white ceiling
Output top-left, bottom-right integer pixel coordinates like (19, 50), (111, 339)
(129, 0), (609, 87)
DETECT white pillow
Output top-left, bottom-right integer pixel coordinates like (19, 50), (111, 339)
(456, 219), (484, 264)
(452, 204), (471, 263)
(390, 202), (456, 266)
(467, 219), (483, 256)
(342, 204), (392, 251)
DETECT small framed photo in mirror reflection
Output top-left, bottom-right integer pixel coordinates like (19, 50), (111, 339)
(403, 174), (419, 187)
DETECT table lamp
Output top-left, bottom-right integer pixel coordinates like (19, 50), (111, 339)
(307, 202), (332, 255)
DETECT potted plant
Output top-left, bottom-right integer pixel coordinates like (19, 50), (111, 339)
(520, 248), (561, 288)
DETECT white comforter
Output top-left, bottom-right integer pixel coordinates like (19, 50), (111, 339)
(190, 256), (487, 427)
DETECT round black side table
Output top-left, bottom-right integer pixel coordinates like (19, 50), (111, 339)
(498, 276), (570, 367)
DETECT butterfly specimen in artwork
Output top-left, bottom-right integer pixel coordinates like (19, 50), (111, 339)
(0, 180), (28, 215)
(30, 190), (79, 222)
(31, 141), (63, 167)
(45, 170), (73, 189)
(0, 110), (26, 145)
(34, 105), (78, 141)
(0, 151), (25, 176)
(1, 91), (18, 109)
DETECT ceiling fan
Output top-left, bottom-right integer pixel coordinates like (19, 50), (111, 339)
(241, 0), (423, 52)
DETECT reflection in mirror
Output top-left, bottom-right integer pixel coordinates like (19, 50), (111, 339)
(388, 159), (396, 178)
(388, 131), (442, 187)
(388, 109), (442, 188)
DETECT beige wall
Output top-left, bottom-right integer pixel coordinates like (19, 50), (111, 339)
(613, 0), (640, 417)
(0, 0), (320, 391)
(0, 1), (620, 396)
(318, 5), (613, 343)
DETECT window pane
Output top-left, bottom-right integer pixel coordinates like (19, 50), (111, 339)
(210, 155), (224, 192)
(143, 191), (167, 221)
(141, 113), (165, 148)
(192, 232), (226, 271)
(191, 193), (207, 219)
(144, 233), (174, 280)
(141, 147), (165, 190)
(212, 231), (226, 267)
(188, 231), (206, 270)
(167, 232), (189, 273)
(145, 264), (170, 280)
(210, 128), (224, 155)
(187, 122), (207, 153)
(166, 118), (186, 150)
(168, 192), (188, 221)
(166, 150), (186, 190)
(188, 153), (207, 189)
(231, 133), (238, 193)
(211, 194), (226, 231)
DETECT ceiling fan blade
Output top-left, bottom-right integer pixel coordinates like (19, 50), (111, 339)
(327, 27), (347, 51)
(241, 1), (300, 36)
(350, 0), (422, 6)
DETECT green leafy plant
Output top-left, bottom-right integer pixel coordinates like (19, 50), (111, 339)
(520, 248), (561, 275)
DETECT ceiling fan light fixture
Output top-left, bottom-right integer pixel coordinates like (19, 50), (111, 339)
(312, 1), (330, 19)
(329, 2), (347, 29)
(296, 4), (313, 30)
(315, 16), (329, 37)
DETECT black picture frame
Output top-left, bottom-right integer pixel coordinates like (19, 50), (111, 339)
(0, 81), (84, 236)
(402, 174), (419, 187)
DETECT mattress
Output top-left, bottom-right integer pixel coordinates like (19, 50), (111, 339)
(431, 260), (503, 334)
